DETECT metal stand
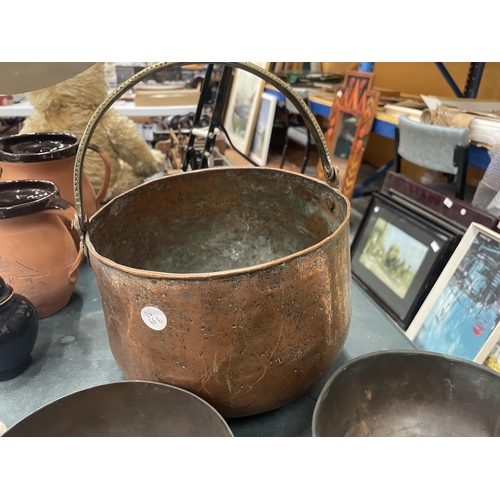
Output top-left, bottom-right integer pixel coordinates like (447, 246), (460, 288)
(199, 66), (233, 169)
(180, 64), (252, 171)
(181, 65), (215, 171)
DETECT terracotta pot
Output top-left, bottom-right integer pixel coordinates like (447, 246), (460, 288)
(0, 132), (111, 246)
(0, 180), (83, 318)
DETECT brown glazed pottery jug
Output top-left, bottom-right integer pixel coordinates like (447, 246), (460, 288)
(0, 132), (111, 245)
(0, 180), (83, 318)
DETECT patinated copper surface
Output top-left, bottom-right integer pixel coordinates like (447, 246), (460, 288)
(86, 167), (351, 417)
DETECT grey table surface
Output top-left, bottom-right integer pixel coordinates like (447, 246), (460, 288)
(0, 262), (415, 436)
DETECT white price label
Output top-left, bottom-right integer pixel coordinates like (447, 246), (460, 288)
(460, 208), (467, 216)
(141, 306), (167, 331)
(443, 197), (453, 208)
(430, 241), (440, 253)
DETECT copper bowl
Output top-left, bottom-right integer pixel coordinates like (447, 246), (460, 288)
(313, 350), (500, 437)
(3, 381), (233, 437)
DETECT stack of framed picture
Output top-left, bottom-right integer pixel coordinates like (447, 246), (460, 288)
(406, 222), (500, 367)
(352, 172), (500, 374)
(351, 192), (461, 330)
(223, 62), (278, 167)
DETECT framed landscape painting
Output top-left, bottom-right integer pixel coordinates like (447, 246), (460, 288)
(223, 62), (270, 155)
(351, 193), (459, 330)
(406, 223), (500, 363)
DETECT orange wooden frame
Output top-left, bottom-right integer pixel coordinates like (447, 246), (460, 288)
(320, 71), (379, 199)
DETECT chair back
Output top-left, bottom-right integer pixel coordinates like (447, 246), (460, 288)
(397, 115), (469, 175)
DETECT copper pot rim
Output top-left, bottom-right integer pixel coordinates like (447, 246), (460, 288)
(85, 167), (351, 281)
(3, 379), (234, 437)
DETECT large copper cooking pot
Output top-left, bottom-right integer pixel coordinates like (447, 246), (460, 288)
(72, 63), (351, 418)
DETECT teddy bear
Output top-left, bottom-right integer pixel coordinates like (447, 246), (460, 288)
(21, 62), (165, 202)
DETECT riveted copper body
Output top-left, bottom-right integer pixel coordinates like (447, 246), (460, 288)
(74, 63), (351, 418)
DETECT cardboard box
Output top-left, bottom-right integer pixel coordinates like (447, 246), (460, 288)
(134, 89), (200, 107)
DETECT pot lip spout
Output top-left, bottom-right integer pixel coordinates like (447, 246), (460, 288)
(0, 179), (60, 219)
(0, 132), (79, 163)
(85, 167), (352, 281)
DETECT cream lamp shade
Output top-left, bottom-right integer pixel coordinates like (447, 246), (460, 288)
(0, 63), (96, 94)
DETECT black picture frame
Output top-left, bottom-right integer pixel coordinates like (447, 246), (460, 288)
(381, 171), (500, 234)
(351, 192), (460, 330)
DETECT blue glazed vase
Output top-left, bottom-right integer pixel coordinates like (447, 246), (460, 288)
(0, 276), (39, 381)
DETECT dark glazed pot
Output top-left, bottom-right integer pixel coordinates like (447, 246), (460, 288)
(0, 276), (39, 381)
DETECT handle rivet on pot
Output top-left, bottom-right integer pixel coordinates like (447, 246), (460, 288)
(325, 196), (336, 212)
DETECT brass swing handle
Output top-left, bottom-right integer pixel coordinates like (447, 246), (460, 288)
(73, 62), (339, 240)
